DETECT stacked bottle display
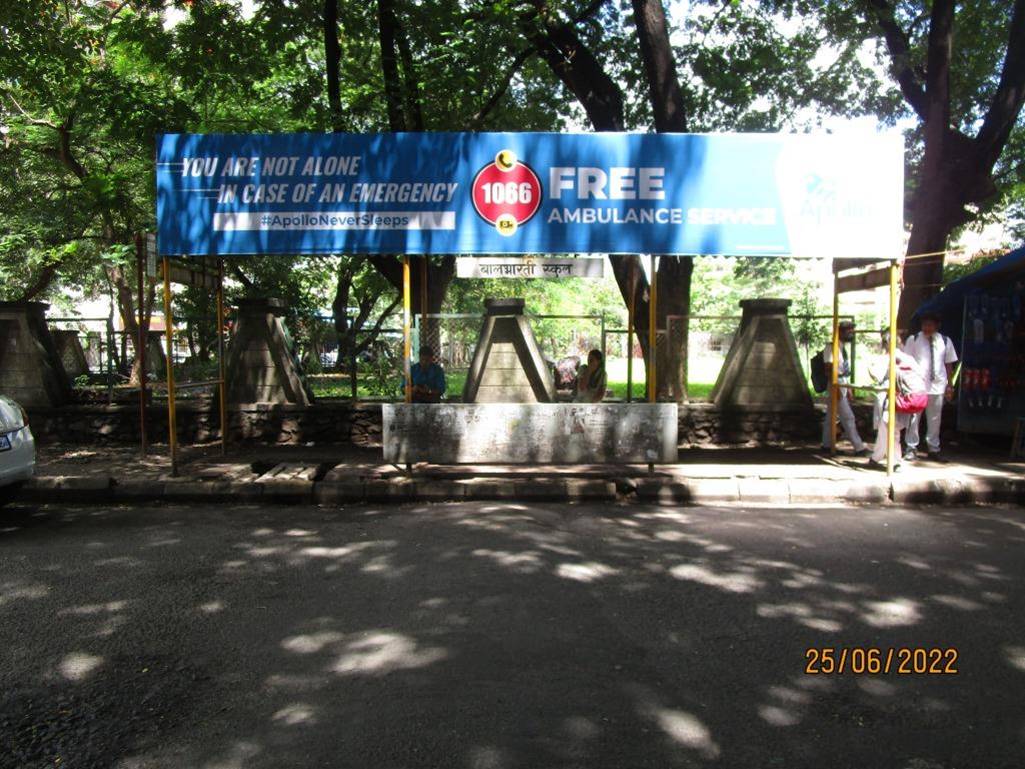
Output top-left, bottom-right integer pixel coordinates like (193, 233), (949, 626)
(961, 288), (1024, 414)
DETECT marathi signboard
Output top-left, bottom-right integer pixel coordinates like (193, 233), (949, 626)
(157, 132), (903, 259)
(456, 257), (604, 279)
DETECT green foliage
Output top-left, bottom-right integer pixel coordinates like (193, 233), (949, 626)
(3, 0), (1018, 340)
(942, 253), (1001, 287)
(765, 0), (1025, 235)
(0, 0), (197, 301)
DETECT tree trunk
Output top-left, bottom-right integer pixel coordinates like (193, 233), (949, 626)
(377, 0), (405, 131)
(324, 0), (344, 131)
(105, 283), (122, 376)
(630, 0), (693, 399)
(186, 323), (197, 360)
(898, 0), (955, 329)
(332, 261), (402, 374)
(395, 20), (425, 130)
(868, 0), (1025, 328)
(371, 0), (460, 331)
(524, 1), (702, 400)
(107, 264), (156, 386)
(630, 0), (687, 133)
(522, 1), (625, 131)
(899, 171), (965, 330)
(522, 2), (671, 394)
(16, 261), (61, 302)
(331, 265), (355, 371)
(369, 255), (455, 333)
(656, 257), (693, 401)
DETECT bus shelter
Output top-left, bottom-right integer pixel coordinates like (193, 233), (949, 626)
(156, 131), (906, 475)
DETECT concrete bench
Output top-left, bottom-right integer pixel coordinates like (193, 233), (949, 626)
(382, 403), (678, 464)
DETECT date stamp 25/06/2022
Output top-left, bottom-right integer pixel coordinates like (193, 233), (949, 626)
(805, 647), (959, 675)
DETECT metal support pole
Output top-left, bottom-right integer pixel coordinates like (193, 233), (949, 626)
(217, 259), (227, 457)
(648, 254), (657, 403)
(850, 329), (857, 382)
(106, 324), (114, 404)
(886, 260), (899, 477)
(135, 234), (147, 456)
(420, 255), (428, 354)
(162, 257), (179, 476)
(830, 272), (840, 453)
(403, 255), (412, 404)
(350, 317), (358, 400)
(627, 259), (635, 403)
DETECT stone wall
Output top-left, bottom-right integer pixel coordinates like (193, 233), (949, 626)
(26, 400), (382, 448)
(23, 399), (918, 450)
(679, 403), (820, 447)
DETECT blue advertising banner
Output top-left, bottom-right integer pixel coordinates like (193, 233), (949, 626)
(156, 132), (903, 259)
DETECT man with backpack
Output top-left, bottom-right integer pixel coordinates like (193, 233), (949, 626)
(901, 311), (958, 462)
(813, 320), (866, 455)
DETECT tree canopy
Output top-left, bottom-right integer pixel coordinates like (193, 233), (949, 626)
(1, 0), (1022, 367)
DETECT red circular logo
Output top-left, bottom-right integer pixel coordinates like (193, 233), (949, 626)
(471, 150), (542, 236)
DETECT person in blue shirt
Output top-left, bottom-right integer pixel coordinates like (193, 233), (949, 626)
(408, 345), (446, 402)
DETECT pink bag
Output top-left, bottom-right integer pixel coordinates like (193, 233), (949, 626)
(895, 391), (928, 414)
(895, 361), (928, 414)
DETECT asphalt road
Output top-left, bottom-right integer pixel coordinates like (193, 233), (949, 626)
(1, 500), (1023, 769)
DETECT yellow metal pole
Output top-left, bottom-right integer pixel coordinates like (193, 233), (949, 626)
(403, 255), (412, 404)
(217, 259), (227, 457)
(648, 254), (657, 403)
(830, 272), (840, 453)
(419, 256), (428, 344)
(136, 234), (148, 457)
(886, 260), (899, 477)
(162, 257), (179, 476)
(626, 259), (635, 403)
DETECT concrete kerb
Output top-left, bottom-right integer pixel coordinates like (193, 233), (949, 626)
(12, 471), (1024, 507)
(890, 475), (1024, 506)
(17, 475), (114, 503)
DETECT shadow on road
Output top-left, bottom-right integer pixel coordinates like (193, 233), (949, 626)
(1, 501), (1024, 769)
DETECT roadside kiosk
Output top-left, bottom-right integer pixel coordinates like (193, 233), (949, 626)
(155, 131), (906, 475)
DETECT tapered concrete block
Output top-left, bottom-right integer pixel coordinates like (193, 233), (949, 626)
(710, 298), (814, 413)
(227, 298), (312, 405)
(463, 298), (555, 403)
(0, 302), (71, 406)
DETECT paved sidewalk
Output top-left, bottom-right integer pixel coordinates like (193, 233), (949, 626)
(15, 443), (1025, 506)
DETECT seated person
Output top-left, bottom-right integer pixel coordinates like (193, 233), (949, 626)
(574, 349), (607, 403)
(554, 356), (581, 391)
(408, 345), (446, 403)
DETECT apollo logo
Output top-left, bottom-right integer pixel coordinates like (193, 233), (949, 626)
(471, 150), (542, 236)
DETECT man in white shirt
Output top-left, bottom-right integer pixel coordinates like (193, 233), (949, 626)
(820, 320), (866, 455)
(901, 311), (958, 462)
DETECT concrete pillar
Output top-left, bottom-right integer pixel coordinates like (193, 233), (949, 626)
(463, 298), (555, 403)
(709, 298), (813, 411)
(146, 330), (168, 378)
(52, 329), (90, 378)
(0, 302), (71, 406)
(226, 298), (312, 405)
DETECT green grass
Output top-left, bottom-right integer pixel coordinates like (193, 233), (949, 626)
(604, 380), (715, 400)
(307, 357), (719, 401)
(603, 356), (717, 401)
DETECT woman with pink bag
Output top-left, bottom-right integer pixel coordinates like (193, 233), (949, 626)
(868, 330), (928, 471)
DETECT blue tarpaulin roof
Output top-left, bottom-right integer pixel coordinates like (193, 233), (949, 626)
(916, 244), (1025, 349)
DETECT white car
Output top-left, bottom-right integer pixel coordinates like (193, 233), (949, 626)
(0, 395), (35, 503)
